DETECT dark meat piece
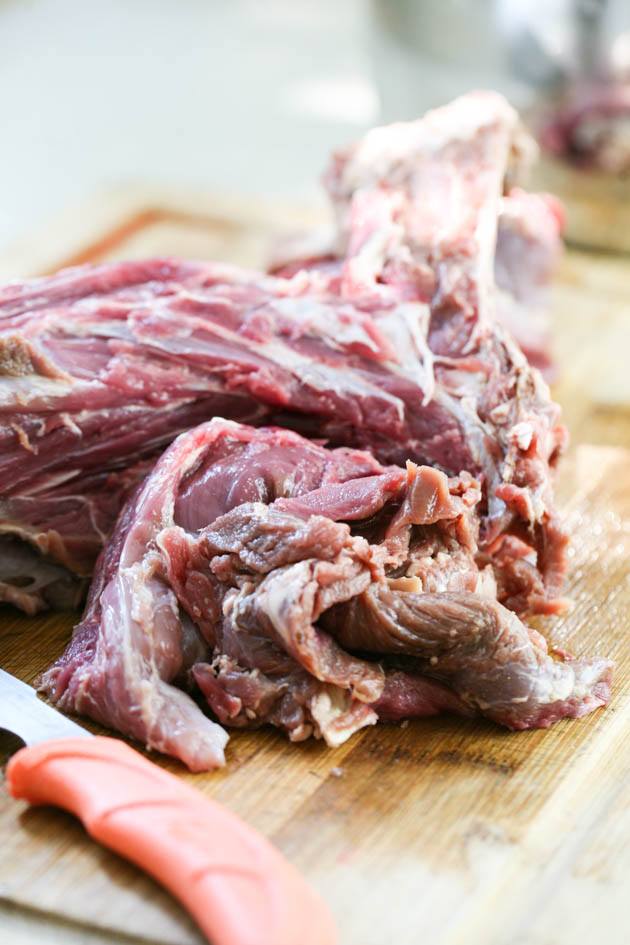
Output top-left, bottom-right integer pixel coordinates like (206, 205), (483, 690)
(0, 537), (85, 615)
(41, 419), (611, 770)
(324, 591), (611, 730)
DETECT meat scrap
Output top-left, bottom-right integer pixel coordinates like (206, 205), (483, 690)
(1, 94), (568, 618)
(539, 85), (630, 174)
(41, 420), (611, 771)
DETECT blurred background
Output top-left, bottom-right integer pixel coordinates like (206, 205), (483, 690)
(2, 0), (630, 257)
(0, 0), (376, 255)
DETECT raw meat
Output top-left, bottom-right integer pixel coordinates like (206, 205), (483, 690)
(0, 537), (85, 615)
(271, 103), (563, 379)
(41, 419), (611, 770)
(494, 188), (564, 379)
(539, 85), (630, 174)
(277, 92), (569, 611)
(1, 95), (569, 617)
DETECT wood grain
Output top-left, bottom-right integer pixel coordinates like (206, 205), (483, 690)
(0, 196), (628, 945)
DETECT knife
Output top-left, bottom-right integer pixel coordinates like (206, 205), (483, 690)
(0, 668), (337, 945)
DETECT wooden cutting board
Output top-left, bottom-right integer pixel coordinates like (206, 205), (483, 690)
(0, 190), (628, 945)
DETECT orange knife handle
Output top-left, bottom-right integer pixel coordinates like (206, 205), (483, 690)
(7, 736), (336, 945)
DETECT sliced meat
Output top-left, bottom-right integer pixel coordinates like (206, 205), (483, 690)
(41, 419), (611, 769)
(40, 421), (402, 767)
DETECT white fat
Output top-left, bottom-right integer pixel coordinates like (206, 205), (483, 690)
(257, 337), (405, 418)
(380, 302), (435, 405)
(69, 318), (134, 341)
(0, 375), (75, 408)
(387, 575), (424, 594)
(511, 421), (534, 451)
(16, 468), (82, 496)
(488, 401), (511, 424)
(531, 664), (576, 705)
(347, 213), (403, 284)
(60, 412), (82, 436)
(310, 685), (378, 748)
(475, 565), (498, 599)
(342, 92), (519, 192)
(272, 296), (383, 355)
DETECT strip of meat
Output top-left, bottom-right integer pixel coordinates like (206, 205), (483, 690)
(324, 591), (611, 729)
(41, 420), (611, 769)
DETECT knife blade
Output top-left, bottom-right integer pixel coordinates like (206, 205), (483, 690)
(0, 668), (91, 743)
(0, 668), (337, 945)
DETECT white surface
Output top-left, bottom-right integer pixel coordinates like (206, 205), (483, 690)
(0, 0), (376, 254)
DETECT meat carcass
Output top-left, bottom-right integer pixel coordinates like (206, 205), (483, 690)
(41, 419), (611, 770)
(2, 92), (567, 617)
(271, 186), (563, 383)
